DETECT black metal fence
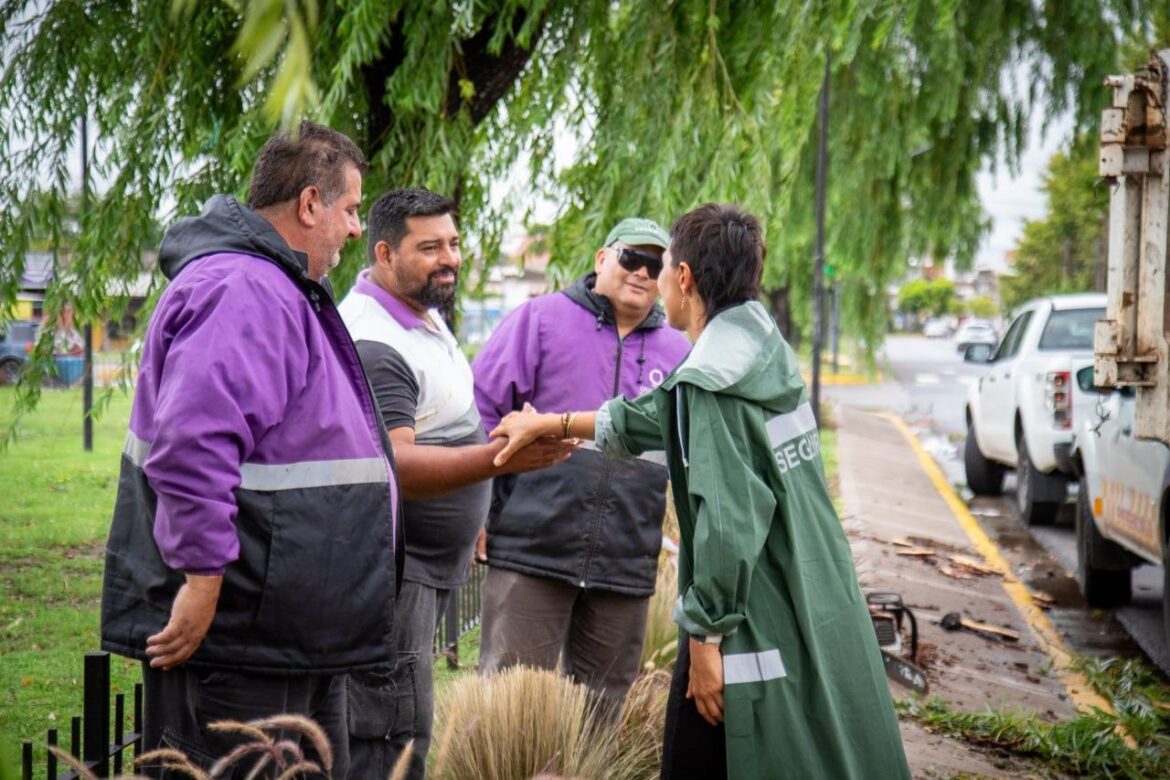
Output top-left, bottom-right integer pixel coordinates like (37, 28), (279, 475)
(20, 652), (142, 780)
(434, 562), (486, 668)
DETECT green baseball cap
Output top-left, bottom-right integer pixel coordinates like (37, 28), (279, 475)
(603, 217), (669, 249)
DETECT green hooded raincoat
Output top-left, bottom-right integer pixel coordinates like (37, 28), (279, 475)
(596, 301), (910, 779)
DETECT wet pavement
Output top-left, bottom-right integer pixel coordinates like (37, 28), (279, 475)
(969, 500), (1144, 660)
(836, 407), (1082, 777)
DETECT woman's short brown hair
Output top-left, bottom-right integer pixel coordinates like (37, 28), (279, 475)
(669, 203), (765, 318)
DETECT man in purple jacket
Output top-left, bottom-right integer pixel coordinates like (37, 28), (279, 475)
(473, 218), (691, 713)
(101, 121), (401, 778)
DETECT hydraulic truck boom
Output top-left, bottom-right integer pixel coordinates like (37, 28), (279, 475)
(1095, 49), (1170, 443)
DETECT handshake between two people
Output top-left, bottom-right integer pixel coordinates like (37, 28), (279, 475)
(490, 403), (582, 471)
(490, 403), (596, 468)
(475, 404), (584, 565)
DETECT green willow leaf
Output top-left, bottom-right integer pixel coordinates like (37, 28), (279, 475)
(0, 0), (1164, 430)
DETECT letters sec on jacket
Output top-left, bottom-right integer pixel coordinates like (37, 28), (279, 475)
(766, 402), (821, 475)
(774, 431), (821, 475)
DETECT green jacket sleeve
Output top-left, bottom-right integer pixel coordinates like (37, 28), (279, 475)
(675, 386), (777, 638)
(596, 390), (664, 458)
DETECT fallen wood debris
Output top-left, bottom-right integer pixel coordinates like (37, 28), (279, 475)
(938, 565), (974, 580)
(1031, 592), (1056, 608)
(947, 554), (999, 576)
(895, 547), (937, 557)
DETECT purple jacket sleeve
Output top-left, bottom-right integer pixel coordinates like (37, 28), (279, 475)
(144, 274), (309, 572)
(471, 301), (541, 434)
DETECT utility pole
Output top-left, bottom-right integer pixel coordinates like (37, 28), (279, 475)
(81, 112), (93, 452)
(811, 51), (829, 424)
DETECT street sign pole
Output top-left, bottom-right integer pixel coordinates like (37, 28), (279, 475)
(811, 51), (830, 424)
(81, 112), (93, 452)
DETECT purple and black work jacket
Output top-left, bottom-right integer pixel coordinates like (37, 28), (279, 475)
(472, 274), (691, 595)
(101, 195), (402, 675)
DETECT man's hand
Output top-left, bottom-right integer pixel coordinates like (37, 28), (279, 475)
(685, 638), (725, 726)
(474, 528), (488, 564)
(490, 409), (554, 466)
(493, 436), (578, 475)
(146, 574), (222, 670)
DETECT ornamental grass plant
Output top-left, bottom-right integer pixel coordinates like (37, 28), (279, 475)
(639, 556), (679, 671)
(609, 670), (671, 779)
(640, 494), (681, 670)
(430, 666), (668, 780)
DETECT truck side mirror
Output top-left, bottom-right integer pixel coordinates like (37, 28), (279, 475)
(963, 343), (993, 363)
(1076, 366), (1105, 394)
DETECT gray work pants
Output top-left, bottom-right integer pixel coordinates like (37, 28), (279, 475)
(348, 581), (449, 780)
(478, 567), (650, 712)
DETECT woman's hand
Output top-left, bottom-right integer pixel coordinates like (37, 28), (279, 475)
(490, 408), (557, 466)
(686, 638), (725, 725)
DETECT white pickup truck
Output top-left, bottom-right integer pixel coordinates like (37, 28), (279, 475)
(1069, 370), (1168, 646)
(963, 293), (1107, 526)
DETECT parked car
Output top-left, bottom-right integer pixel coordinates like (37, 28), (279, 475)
(917, 318), (945, 339)
(923, 317), (953, 338)
(953, 318), (998, 353)
(962, 293), (1106, 525)
(1070, 369), (1169, 646)
(0, 320), (38, 385)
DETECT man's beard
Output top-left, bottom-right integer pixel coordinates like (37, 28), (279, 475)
(407, 267), (458, 308)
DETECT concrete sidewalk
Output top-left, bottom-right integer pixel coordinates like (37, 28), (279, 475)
(835, 407), (1085, 778)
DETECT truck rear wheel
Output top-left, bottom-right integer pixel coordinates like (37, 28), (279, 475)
(1016, 434), (1061, 526)
(1075, 482), (1132, 607)
(964, 428), (1005, 496)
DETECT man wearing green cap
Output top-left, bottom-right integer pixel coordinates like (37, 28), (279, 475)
(472, 218), (691, 709)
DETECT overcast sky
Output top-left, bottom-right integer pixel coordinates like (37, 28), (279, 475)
(974, 111), (1075, 272)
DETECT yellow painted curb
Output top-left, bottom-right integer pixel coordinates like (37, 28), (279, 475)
(877, 412), (1115, 717)
(801, 371), (882, 386)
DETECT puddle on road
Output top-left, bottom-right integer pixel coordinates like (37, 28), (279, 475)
(968, 499), (1143, 659)
(918, 433), (957, 462)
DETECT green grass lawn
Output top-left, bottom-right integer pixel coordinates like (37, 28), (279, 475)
(0, 387), (139, 775)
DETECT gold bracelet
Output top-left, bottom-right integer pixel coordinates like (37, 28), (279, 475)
(566, 412), (578, 438)
(561, 411), (572, 438)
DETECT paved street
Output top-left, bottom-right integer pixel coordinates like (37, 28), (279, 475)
(826, 334), (1169, 673)
(836, 408), (1079, 777)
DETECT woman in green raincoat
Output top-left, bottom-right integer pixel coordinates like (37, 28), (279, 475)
(491, 203), (910, 779)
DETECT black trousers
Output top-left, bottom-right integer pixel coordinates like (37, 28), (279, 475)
(140, 662), (349, 779)
(660, 639), (727, 780)
(348, 582), (450, 780)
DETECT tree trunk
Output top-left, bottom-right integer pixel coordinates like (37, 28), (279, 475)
(1095, 211), (1108, 292)
(361, 11), (543, 162)
(359, 11), (546, 337)
(767, 287), (797, 346)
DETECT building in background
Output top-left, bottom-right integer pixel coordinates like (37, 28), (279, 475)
(7, 251), (157, 353)
(11, 252), (53, 322)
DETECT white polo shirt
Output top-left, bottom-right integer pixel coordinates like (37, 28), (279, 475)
(338, 270), (481, 443)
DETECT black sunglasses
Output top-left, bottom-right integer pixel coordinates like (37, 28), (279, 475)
(614, 247), (664, 279)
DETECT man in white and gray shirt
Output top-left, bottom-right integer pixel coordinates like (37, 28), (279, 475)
(338, 188), (574, 779)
